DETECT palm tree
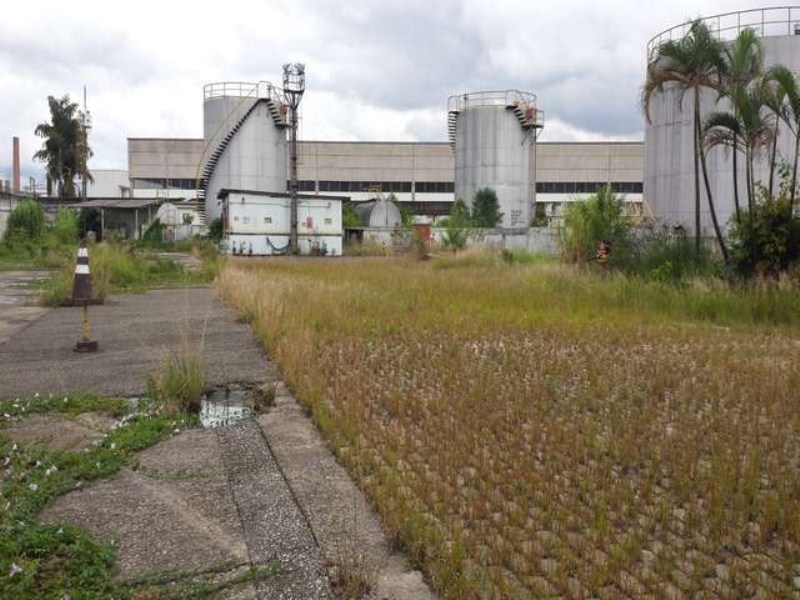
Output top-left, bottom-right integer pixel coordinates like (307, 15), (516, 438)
(767, 65), (800, 199)
(761, 79), (785, 198)
(705, 83), (775, 208)
(643, 20), (727, 254)
(719, 28), (763, 219)
(33, 95), (92, 199)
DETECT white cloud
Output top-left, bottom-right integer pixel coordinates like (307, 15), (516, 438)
(0, 0), (776, 182)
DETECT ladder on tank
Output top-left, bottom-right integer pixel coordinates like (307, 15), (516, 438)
(195, 92), (289, 225)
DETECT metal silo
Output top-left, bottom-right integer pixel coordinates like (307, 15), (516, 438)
(198, 81), (289, 223)
(448, 91), (544, 229)
(645, 7), (800, 231)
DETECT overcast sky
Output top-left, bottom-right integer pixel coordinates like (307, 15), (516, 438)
(0, 0), (777, 180)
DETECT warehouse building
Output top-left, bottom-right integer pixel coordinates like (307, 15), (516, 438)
(124, 137), (644, 219)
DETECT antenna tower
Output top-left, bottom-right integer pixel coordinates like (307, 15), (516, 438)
(283, 63), (306, 254)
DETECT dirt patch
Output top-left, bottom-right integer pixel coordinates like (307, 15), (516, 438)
(2, 412), (116, 453)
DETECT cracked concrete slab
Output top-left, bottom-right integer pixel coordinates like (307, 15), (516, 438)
(259, 390), (434, 600)
(217, 420), (330, 599)
(39, 430), (249, 581)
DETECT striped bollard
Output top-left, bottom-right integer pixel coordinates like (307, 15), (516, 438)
(73, 239), (98, 353)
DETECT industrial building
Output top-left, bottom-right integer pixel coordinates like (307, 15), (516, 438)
(53, 77), (643, 253)
(645, 6), (800, 230)
(125, 138), (644, 218)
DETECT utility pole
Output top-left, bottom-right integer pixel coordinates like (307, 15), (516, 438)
(80, 86), (92, 201)
(283, 64), (305, 254)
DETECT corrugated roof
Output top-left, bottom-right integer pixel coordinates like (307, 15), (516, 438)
(217, 188), (350, 201)
(73, 198), (163, 209)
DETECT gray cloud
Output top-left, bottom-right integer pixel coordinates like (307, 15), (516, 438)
(0, 0), (778, 178)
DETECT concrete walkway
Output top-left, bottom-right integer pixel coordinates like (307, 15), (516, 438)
(1, 286), (434, 599)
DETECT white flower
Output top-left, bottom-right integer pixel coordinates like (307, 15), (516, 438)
(173, 428), (180, 434)
(11, 444), (17, 452)
(9, 563), (22, 577)
(28, 483), (38, 492)
(63, 397), (68, 403)
(57, 527), (63, 535)
(3, 414), (9, 419)
(3, 457), (10, 466)
(34, 393), (39, 398)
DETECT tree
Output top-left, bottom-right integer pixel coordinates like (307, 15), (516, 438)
(33, 95), (92, 199)
(471, 187), (503, 228)
(720, 28), (764, 219)
(705, 81), (775, 221)
(767, 65), (800, 202)
(643, 20), (726, 255)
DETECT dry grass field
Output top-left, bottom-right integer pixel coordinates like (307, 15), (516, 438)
(218, 252), (800, 599)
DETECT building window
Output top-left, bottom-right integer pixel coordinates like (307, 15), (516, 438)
(264, 217), (272, 224)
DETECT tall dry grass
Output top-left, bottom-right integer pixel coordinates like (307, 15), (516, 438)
(218, 252), (800, 598)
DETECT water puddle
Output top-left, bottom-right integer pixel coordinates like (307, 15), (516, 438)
(200, 389), (252, 428)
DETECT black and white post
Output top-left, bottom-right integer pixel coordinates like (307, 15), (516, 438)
(72, 239), (98, 353)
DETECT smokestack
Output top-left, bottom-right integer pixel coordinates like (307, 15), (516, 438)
(12, 137), (20, 194)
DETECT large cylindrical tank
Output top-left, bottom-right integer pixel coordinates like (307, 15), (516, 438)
(201, 82), (288, 222)
(645, 8), (800, 231)
(449, 91), (543, 229)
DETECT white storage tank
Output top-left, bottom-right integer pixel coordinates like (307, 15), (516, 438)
(448, 90), (543, 229)
(200, 82), (289, 223)
(220, 190), (343, 256)
(645, 8), (800, 230)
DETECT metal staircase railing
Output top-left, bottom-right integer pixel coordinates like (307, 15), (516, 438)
(447, 111), (459, 150)
(194, 82), (288, 225)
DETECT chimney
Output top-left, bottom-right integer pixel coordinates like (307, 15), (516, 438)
(12, 137), (20, 194)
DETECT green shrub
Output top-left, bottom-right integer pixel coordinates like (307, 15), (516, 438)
(471, 188), (503, 228)
(141, 218), (164, 244)
(441, 199), (472, 251)
(626, 226), (721, 282)
(51, 208), (79, 245)
(729, 196), (800, 278)
(5, 199), (45, 240)
(559, 186), (631, 264)
(208, 217), (224, 242)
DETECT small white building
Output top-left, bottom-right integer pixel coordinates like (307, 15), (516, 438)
(155, 201), (203, 241)
(219, 189), (345, 256)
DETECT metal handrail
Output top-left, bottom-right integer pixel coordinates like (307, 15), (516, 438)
(447, 90), (538, 113)
(203, 81), (279, 101)
(647, 6), (800, 59)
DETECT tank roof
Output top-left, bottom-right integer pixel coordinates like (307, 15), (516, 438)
(648, 6), (800, 59)
(447, 90), (538, 113)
